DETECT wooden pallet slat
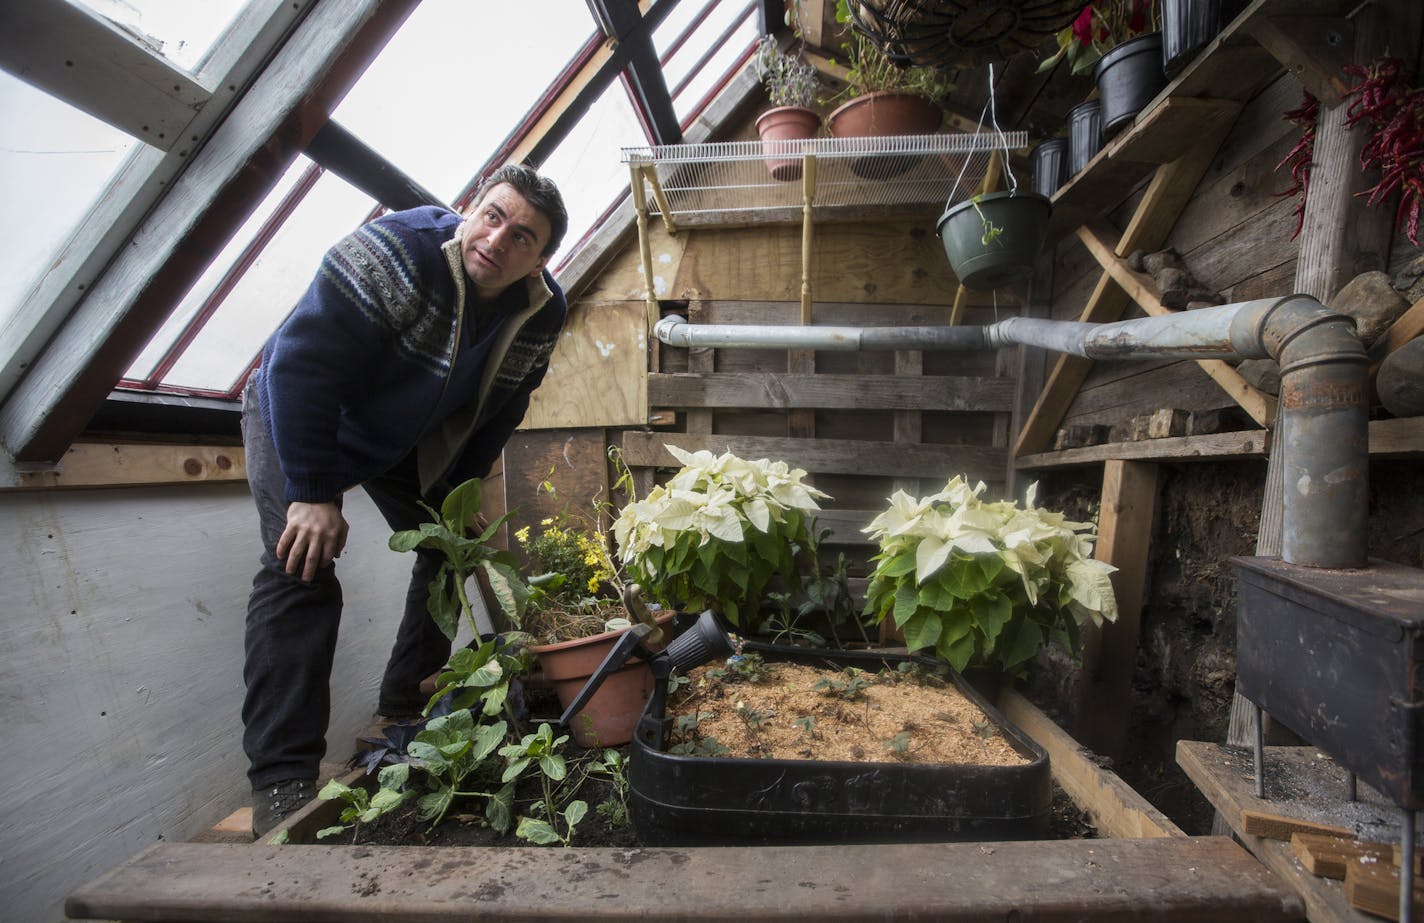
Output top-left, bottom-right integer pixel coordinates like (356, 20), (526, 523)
(648, 372), (1015, 412)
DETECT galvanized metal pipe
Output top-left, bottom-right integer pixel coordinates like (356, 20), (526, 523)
(655, 294), (1368, 568)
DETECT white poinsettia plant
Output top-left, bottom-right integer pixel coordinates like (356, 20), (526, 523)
(613, 445), (830, 630)
(862, 476), (1118, 673)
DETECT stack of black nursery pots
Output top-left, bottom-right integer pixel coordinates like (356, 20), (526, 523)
(1046, 0), (1228, 196)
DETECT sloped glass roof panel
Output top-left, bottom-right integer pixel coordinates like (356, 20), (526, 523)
(655, 0), (758, 124)
(539, 81), (648, 266)
(73, 0), (250, 72)
(0, 72), (136, 336)
(152, 161), (375, 394)
(124, 157), (319, 385)
(331, 0), (598, 205)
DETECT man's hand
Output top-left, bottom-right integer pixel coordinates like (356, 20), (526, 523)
(277, 501), (349, 582)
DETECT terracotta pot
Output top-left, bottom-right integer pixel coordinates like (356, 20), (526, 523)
(530, 612), (676, 748)
(826, 91), (943, 178)
(754, 106), (821, 181)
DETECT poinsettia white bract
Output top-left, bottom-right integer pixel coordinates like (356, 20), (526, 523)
(862, 476), (1117, 672)
(613, 445), (830, 629)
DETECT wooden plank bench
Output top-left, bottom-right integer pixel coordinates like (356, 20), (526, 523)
(67, 836), (1300, 922)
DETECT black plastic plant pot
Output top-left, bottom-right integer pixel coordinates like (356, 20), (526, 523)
(1161, 0), (1221, 77)
(1066, 99), (1102, 176)
(1030, 138), (1068, 198)
(628, 644), (1052, 847)
(1093, 32), (1166, 138)
(936, 190), (1052, 291)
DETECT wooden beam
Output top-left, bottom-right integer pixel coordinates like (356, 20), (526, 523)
(0, 443), (246, 491)
(0, 0), (210, 151)
(648, 373), (1015, 411)
(0, 0), (420, 463)
(306, 120), (447, 211)
(622, 431), (1006, 482)
(1075, 221), (1277, 426)
(1245, 16), (1355, 105)
(998, 690), (1185, 839)
(66, 837), (1302, 922)
(1015, 429), (1270, 469)
(1380, 295), (1424, 358)
(1073, 460), (1158, 762)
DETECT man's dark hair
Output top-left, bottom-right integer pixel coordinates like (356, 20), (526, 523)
(476, 164), (568, 258)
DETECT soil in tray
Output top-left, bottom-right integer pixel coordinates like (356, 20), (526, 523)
(665, 656), (1029, 766)
(341, 663), (1094, 847)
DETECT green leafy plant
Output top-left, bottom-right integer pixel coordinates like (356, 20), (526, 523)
(862, 476), (1119, 673)
(612, 445), (830, 630)
(406, 710), (513, 831)
(753, 34), (821, 109)
(424, 634), (529, 719)
(1037, 0), (1160, 76)
(814, 667), (872, 700)
(315, 766), (412, 840)
(388, 477), (529, 641)
(971, 195), (1004, 246)
(832, 0), (954, 104)
(586, 748), (632, 828)
(501, 723), (587, 846)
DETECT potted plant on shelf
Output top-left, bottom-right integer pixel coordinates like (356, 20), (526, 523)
(1039, 0), (1164, 138)
(612, 444), (831, 636)
(825, 1), (953, 175)
(861, 476), (1119, 674)
(752, 34), (823, 181)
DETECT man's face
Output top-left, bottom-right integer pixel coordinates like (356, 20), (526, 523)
(460, 183), (553, 300)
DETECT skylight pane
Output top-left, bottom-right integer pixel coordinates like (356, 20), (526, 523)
(125, 158), (317, 383)
(332, 0), (598, 205)
(0, 72), (135, 338)
(73, 0), (250, 72)
(157, 166), (375, 393)
(537, 82), (646, 267)
(655, 0), (758, 125)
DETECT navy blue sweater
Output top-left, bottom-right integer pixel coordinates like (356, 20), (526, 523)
(252, 206), (567, 503)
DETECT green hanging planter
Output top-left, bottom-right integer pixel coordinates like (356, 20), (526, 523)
(936, 190), (1052, 291)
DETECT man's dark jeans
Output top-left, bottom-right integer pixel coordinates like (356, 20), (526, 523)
(241, 382), (452, 788)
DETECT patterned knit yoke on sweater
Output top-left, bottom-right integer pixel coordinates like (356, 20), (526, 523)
(253, 205), (567, 504)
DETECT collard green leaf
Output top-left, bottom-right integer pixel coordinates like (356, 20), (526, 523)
(564, 799), (589, 828)
(486, 781), (515, 833)
(416, 790), (451, 822)
(515, 817), (562, 845)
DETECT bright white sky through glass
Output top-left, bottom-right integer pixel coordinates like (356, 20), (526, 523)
(5, 0), (756, 396)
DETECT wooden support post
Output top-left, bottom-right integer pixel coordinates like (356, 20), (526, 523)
(630, 164), (661, 338)
(800, 153), (816, 326)
(1075, 459), (1158, 761)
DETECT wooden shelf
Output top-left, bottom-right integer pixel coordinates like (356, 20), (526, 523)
(1042, 0), (1360, 245)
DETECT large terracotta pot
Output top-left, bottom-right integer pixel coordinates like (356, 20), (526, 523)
(754, 106), (822, 181)
(826, 91), (943, 178)
(529, 612), (676, 748)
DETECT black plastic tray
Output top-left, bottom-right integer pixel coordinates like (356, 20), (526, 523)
(628, 644), (1052, 846)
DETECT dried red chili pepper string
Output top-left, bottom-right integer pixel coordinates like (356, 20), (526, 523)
(1275, 91), (1319, 240)
(1342, 57), (1424, 246)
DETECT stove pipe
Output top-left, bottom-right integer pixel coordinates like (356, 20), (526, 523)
(656, 294), (1369, 568)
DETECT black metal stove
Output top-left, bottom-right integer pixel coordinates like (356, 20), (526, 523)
(1235, 554), (1424, 920)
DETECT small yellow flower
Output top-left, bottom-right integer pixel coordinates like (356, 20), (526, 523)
(541, 517), (555, 526)
(514, 526), (530, 544)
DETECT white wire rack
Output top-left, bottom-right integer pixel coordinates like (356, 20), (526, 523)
(621, 132), (1027, 221)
